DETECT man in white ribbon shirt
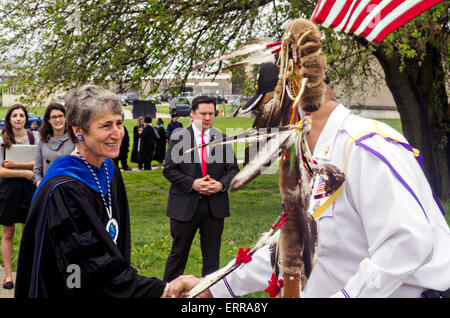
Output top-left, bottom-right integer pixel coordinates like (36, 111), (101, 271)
(203, 87), (450, 298)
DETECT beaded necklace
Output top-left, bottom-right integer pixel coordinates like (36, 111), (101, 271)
(76, 149), (118, 244)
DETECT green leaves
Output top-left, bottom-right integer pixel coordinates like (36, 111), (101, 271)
(0, 0), (447, 107)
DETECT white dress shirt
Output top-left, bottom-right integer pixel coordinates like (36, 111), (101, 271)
(191, 122), (210, 164)
(210, 104), (450, 298)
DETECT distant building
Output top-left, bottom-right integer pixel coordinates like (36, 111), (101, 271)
(1, 64), (399, 119)
(0, 68), (20, 107)
(141, 72), (233, 97)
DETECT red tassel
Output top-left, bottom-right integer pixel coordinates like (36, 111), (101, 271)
(266, 41), (282, 48)
(271, 47), (281, 54)
(277, 215), (287, 229)
(235, 247), (252, 265)
(264, 273), (284, 298)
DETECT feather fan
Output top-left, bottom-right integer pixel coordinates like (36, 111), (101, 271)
(190, 39), (277, 72)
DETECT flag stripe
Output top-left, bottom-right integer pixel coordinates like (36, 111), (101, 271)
(310, 0), (444, 44)
(329, 0), (354, 28)
(350, 0), (386, 35)
(323, 1), (348, 27)
(342, 0), (373, 33)
(356, 0), (404, 38)
(313, 0), (337, 24)
(362, 0), (419, 40)
(336, 0), (362, 32)
(343, 0), (383, 34)
(311, 0), (325, 21)
(371, 0), (444, 43)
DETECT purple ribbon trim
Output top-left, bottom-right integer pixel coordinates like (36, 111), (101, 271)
(35, 179), (75, 298)
(355, 132), (445, 217)
(223, 277), (236, 298)
(341, 289), (350, 298)
(355, 139), (429, 222)
(384, 137), (425, 169)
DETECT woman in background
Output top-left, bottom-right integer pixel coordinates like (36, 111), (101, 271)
(139, 116), (157, 170)
(33, 103), (75, 186)
(0, 104), (39, 289)
(113, 125), (130, 171)
(130, 117), (144, 170)
(153, 118), (166, 169)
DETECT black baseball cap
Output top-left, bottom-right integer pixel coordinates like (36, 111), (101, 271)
(239, 62), (279, 114)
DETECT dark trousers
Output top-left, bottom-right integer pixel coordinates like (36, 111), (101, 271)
(142, 150), (153, 170)
(143, 160), (152, 170)
(113, 158), (129, 170)
(163, 199), (224, 282)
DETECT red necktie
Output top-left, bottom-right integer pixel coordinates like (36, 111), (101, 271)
(201, 132), (207, 177)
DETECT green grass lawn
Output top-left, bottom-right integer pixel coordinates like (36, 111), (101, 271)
(125, 168), (282, 279)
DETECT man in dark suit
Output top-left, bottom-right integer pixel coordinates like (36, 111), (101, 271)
(163, 96), (239, 282)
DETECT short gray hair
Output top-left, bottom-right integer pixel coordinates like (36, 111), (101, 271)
(65, 85), (123, 142)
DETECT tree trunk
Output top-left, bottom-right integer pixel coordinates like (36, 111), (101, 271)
(372, 44), (450, 200)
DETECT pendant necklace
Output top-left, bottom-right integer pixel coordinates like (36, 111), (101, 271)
(76, 150), (118, 244)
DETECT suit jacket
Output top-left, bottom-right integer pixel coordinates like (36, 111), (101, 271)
(163, 125), (239, 222)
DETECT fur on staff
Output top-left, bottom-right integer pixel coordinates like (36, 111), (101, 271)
(272, 18), (327, 124)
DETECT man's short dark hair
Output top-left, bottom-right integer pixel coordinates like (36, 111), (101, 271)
(191, 96), (216, 112)
(144, 115), (152, 123)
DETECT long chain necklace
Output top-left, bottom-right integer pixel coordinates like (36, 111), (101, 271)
(76, 150), (119, 244)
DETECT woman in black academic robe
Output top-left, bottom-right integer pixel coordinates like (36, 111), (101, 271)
(130, 117), (144, 170)
(15, 157), (165, 297)
(15, 85), (198, 298)
(153, 118), (166, 169)
(139, 116), (157, 170)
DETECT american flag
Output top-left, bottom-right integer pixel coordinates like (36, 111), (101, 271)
(310, 0), (444, 44)
(316, 177), (325, 193)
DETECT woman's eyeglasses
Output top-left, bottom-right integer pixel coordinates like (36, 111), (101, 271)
(50, 115), (65, 121)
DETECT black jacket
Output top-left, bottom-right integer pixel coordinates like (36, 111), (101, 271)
(163, 125), (239, 222)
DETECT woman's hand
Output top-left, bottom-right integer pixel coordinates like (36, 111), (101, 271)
(2, 160), (34, 170)
(2, 160), (15, 169)
(23, 170), (34, 181)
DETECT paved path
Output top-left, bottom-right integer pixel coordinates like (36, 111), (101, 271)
(0, 266), (15, 298)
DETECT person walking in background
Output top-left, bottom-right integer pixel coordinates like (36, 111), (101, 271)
(154, 118), (166, 170)
(131, 117), (144, 170)
(165, 113), (183, 141)
(33, 103), (75, 187)
(162, 96), (239, 282)
(113, 125), (130, 171)
(139, 116), (157, 170)
(0, 104), (40, 290)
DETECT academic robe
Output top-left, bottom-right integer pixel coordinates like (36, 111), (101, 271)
(153, 125), (167, 163)
(15, 155), (166, 298)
